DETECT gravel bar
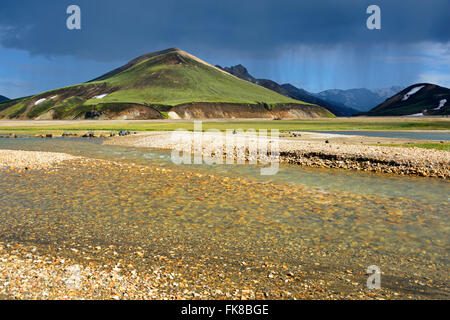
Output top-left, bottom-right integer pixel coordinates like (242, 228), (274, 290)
(105, 132), (450, 179)
(0, 150), (79, 170)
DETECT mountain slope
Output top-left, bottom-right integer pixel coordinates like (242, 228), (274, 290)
(0, 95), (8, 103)
(217, 64), (355, 116)
(281, 84), (359, 117)
(365, 83), (450, 116)
(370, 86), (405, 100)
(0, 48), (333, 120)
(314, 86), (404, 112)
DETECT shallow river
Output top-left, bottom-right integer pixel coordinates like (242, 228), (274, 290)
(0, 137), (449, 299)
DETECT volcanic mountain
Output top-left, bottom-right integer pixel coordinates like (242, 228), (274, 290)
(0, 48), (333, 120)
(364, 83), (450, 116)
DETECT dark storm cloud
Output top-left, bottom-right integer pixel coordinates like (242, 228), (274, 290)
(0, 0), (449, 61)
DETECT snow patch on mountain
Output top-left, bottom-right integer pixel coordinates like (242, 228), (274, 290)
(433, 99), (447, 110)
(34, 98), (47, 106)
(401, 86), (425, 101)
(406, 113), (424, 116)
(93, 94), (108, 99)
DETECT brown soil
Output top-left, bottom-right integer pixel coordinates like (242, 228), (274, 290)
(170, 102), (330, 119)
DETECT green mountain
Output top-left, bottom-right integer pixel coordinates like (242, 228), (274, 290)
(364, 83), (450, 116)
(0, 48), (333, 119)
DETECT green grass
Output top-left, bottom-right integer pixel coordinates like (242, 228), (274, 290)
(85, 52), (303, 106)
(375, 143), (450, 151)
(1, 100), (29, 118)
(52, 97), (87, 118)
(1, 119), (449, 135)
(27, 100), (55, 118)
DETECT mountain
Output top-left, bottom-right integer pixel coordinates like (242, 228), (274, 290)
(370, 86), (405, 100)
(364, 83), (450, 116)
(0, 48), (333, 120)
(217, 64), (355, 116)
(314, 86), (404, 112)
(220, 64), (256, 83)
(0, 95), (8, 103)
(281, 84), (359, 117)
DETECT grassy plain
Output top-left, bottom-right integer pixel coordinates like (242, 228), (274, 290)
(0, 117), (449, 135)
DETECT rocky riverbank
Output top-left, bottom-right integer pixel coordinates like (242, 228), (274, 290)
(278, 140), (449, 178)
(0, 145), (448, 300)
(105, 132), (450, 179)
(0, 150), (79, 170)
(2, 159), (447, 300)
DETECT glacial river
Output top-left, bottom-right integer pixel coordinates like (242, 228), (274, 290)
(0, 137), (449, 299)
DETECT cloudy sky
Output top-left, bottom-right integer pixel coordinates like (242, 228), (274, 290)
(1, 0), (449, 98)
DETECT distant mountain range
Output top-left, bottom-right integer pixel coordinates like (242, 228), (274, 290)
(216, 64), (403, 116)
(281, 84), (359, 117)
(217, 64), (358, 116)
(0, 95), (8, 103)
(314, 86), (404, 112)
(0, 48), (332, 120)
(364, 83), (450, 116)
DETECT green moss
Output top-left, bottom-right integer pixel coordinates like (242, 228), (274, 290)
(27, 100), (55, 118)
(52, 97), (86, 118)
(1, 102), (28, 118)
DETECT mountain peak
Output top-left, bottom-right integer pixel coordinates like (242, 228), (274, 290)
(217, 64), (256, 82)
(366, 83), (449, 116)
(90, 48), (193, 82)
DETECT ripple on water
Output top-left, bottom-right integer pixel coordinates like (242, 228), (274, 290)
(0, 138), (449, 298)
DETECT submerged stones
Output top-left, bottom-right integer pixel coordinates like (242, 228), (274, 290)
(0, 133), (17, 139)
(0, 156), (447, 299)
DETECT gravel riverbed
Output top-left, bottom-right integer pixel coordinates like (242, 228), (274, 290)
(105, 132), (450, 179)
(0, 149), (79, 170)
(0, 158), (448, 300)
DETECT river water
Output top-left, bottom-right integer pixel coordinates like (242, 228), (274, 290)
(0, 137), (449, 298)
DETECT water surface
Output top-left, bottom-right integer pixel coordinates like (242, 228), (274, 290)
(0, 137), (448, 298)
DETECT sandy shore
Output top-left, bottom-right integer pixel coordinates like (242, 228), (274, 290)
(0, 150), (79, 170)
(105, 131), (450, 178)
